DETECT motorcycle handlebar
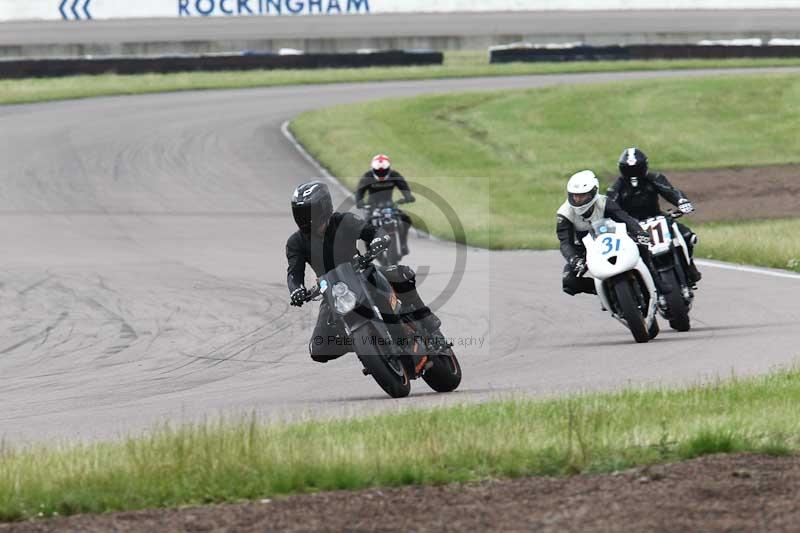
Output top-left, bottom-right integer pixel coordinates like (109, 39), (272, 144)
(362, 202), (399, 211)
(355, 246), (382, 268)
(302, 247), (381, 303)
(304, 284), (322, 302)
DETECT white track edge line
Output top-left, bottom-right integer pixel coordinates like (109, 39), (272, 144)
(695, 259), (800, 280)
(280, 120), (350, 197)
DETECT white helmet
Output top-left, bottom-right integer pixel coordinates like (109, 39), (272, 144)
(371, 154), (391, 181)
(566, 170), (600, 217)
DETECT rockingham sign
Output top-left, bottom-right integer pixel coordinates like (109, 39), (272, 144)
(1, 0), (799, 21)
(178, 0), (368, 17)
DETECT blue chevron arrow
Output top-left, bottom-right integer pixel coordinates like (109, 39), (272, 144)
(59, 0), (69, 19)
(70, 0), (81, 19)
(83, 0), (92, 19)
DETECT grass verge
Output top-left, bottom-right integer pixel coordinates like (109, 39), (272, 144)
(2, 369), (800, 521)
(291, 73), (800, 270)
(2, 54), (800, 106)
(698, 219), (800, 271)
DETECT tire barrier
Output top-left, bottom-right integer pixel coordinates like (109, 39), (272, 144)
(490, 43), (800, 63)
(0, 49), (444, 79)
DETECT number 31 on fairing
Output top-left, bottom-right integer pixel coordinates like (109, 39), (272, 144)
(601, 236), (622, 254)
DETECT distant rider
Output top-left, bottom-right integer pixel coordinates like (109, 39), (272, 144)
(607, 148), (701, 284)
(557, 170), (666, 299)
(355, 154), (416, 256)
(287, 181), (439, 362)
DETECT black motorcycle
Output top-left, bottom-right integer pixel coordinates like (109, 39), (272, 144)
(363, 201), (408, 266)
(638, 210), (695, 331)
(303, 246), (462, 398)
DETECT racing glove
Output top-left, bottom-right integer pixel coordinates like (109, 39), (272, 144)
(678, 198), (695, 214)
(369, 235), (392, 254)
(290, 287), (307, 307)
(398, 195), (416, 204)
(569, 255), (587, 277)
(636, 232), (652, 246)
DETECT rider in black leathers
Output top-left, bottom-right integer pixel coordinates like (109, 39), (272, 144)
(355, 154), (416, 255)
(607, 148), (702, 284)
(287, 181), (438, 362)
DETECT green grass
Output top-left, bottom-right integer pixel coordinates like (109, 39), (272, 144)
(698, 219), (800, 271)
(2, 53), (800, 105)
(291, 73), (800, 270)
(3, 369), (800, 521)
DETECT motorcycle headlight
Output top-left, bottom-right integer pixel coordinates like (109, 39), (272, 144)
(333, 282), (358, 315)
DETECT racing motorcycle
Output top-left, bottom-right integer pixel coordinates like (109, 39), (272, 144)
(363, 201), (408, 266)
(581, 218), (660, 343)
(303, 245), (461, 398)
(638, 210), (694, 332)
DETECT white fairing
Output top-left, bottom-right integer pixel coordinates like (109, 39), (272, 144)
(641, 216), (692, 264)
(583, 223), (640, 281)
(672, 222), (692, 265)
(640, 216), (673, 256)
(582, 220), (659, 331)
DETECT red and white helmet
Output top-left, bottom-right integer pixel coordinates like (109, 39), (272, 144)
(371, 154), (392, 181)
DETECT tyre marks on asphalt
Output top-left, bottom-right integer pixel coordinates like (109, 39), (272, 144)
(3, 71), (800, 443)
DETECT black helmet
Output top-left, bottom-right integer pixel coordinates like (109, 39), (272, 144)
(618, 148), (649, 182)
(291, 181), (333, 233)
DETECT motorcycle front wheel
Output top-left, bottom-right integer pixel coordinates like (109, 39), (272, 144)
(354, 325), (411, 398)
(613, 277), (651, 343)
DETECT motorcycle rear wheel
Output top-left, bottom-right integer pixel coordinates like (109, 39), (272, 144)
(663, 271), (691, 332)
(421, 330), (462, 393)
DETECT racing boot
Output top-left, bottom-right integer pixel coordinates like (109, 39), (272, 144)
(657, 295), (669, 315)
(686, 233), (701, 286)
(400, 223), (411, 256)
(688, 260), (702, 286)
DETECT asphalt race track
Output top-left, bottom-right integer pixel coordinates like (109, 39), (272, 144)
(2, 10), (799, 46)
(2, 68), (800, 444)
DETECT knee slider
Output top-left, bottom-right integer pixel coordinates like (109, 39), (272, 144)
(562, 285), (579, 296)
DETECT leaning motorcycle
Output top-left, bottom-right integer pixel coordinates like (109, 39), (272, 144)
(581, 219), (660, 343)
(364, 201), (407, 266)
(304, 246), (461, 398)
(638, 210), (694, 332)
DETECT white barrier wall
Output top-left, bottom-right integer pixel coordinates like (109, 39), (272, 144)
(2, 0), (800, 21)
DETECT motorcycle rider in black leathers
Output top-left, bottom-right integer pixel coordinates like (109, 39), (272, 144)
(607, 148), (702, 284)
(557, 170), (667, 299)
(287, 181), (439, 362)
(355, 154), (416, 256)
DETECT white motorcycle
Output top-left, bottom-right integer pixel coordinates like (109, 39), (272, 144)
(639, 210), (694, 332)
(582, 219), (660, 343)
